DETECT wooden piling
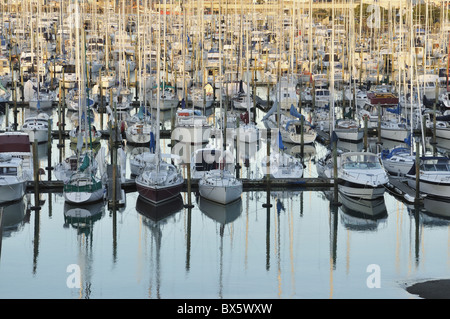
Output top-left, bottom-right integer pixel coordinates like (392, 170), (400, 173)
(415, 138), (420, 204)
(185, 164), (194, 208)
(46, 119), (52, 181)
(31, 139), (41, 211)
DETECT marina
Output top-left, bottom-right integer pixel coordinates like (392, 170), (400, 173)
(0, 0), (449, 301)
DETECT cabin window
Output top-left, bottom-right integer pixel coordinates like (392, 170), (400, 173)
(0, 167), (17, 175)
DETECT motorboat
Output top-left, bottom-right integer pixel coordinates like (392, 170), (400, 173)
(317, 151), (389, 199)
(21, 112), (51, 144)
(406, 156), (450, 199)
(0, 154), (28, 203)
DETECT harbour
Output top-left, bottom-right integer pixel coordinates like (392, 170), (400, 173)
(0, 0), (449, 301)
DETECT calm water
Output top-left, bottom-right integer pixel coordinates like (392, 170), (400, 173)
(0, 103), (449, 300)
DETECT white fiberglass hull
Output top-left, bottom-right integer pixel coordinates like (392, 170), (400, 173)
(199, 179), (243, 205)
(334, 128), (364, 142)
(380, 128), (410, 142)
(338, 181), (386, 200)
(0, 181), (25, 203)
(64, 188), (104, 205)
(23, 128), (48, 144)
(199, 170), (243, 205)
(435, 128), (450, 140)
(382, 160), (414, 176)
(406, 177), (450, 199)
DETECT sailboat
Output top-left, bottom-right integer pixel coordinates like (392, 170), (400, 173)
(198, 13), (243, 206)
(125, 104), (153, 145)
(135, 12), (184, 205)
(63, 6), (106, 205)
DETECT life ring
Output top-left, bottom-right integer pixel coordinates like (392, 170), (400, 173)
(362, 113), (370, 121)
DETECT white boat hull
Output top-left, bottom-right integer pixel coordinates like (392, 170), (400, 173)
(64, 188), (104, 205)
(0, 181), (25, 203)
(380, 128), (410, 142)
(339, 182), (386, 200)
(435, 128), (450, 140)
(23, 128), (48, 144)
(407, 178), (450, 199)
(335, 128), (364, 142)
(199, 179), (243, 205)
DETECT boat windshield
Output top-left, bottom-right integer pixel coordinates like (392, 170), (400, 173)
(341, 154), (382, 169)
(420, 158), (450, 171)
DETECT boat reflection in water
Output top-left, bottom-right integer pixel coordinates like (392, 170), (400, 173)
(197, 195), (242, 298)
(135, 194), (184, 223)
(338, 193), (388, 231)
(135, 194), (184, 299)
(0, 196), (28, 238)
(197, 196), (242, 226)
(63, 200), (106, 234)
(419, 197), (450, 226)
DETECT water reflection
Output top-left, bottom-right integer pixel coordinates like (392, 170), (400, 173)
(63, 200), (106, 235)
(0, 196), (29, 239)
(421, 197), (450, 225)
(135, 195), (184, 298)
(197, 196), (243, 298)
(338, 193), (388, 231)
(136, 194), (184, 223)
(63, 199), (106, 299)
(197, 196), (242, 225)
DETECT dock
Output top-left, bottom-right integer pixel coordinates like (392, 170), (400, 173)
(26, 177), (335, 194)
(385, 176), (424, 204)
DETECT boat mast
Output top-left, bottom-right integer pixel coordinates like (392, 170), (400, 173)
(156, 0), (162, 174)
(219, 1), (224, 178)
(330, 0), (335, 132)
(409, 0), (414, 156)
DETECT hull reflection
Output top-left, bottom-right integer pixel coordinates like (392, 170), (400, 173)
(136, 194), (184, 222)
(339, 193), (388, 231)
(63, 200), (106, 232)
(198, 196), (242, 225)
(0, 196), (28, 237)
(420, 197), (450, 226)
